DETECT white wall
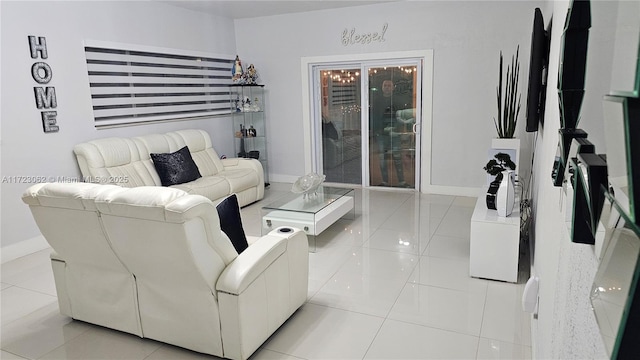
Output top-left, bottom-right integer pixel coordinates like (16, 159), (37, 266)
(1, 1), (626, 356)
(530, 1), (617, 359)
(0, 0), (237, 252)
(0, 1), (4, 255)
(234, 1), (540, 190)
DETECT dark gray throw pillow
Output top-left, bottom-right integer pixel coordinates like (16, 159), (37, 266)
(150, 146), (202, 186)
(216, 194), (249, 254)
(323, 121), (339, 140)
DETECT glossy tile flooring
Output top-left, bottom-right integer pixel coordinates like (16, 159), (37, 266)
(1, 183), (531, 359)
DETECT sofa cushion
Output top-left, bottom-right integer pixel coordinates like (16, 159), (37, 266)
(151, 146), (202, 186)
(166, 130), (225, 176)
(73, 138), (156, 187)
(171, 175), (230, 201)
(216, 194), (248, 254)
(331, 120), (345, 139)
(218, 168), (260, 194)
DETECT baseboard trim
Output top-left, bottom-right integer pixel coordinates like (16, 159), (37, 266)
(1, 235), (49, 264)
(424, 185), (482, 197)
(270, 176), (481, 198)
(269, 174), (299, 184)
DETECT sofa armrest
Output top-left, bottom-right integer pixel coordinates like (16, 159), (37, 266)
(216, 235), (287, 295)
(221, 157), (264, 188)
(267, 227), (309, 263)
(220, 158), (265, 205)
(221, 157), (263, 173)
(217, 227), (308, 359)
(220, 158), (240, 167)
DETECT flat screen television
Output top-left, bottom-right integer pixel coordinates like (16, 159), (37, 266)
(526, 8), (550, 132)
(557, 0), (591, 129)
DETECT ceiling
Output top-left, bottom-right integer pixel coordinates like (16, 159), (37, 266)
(159, 0), (398, 19)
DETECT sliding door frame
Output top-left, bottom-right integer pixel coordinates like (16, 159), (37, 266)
(301, 50), (433, 192)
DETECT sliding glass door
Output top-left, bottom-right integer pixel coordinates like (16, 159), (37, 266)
(313, 59), (421, 189)
(317, 67), (363, 184)
(367, 64), (418, 188)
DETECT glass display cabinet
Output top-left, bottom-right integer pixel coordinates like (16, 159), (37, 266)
(229, 84), (269, 185)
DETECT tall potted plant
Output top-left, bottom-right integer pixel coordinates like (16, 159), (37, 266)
(491, 46), (521, 179)
(494, 46), (521, 139)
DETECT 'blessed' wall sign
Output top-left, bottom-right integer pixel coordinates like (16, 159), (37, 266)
(341, 23), (388, 46)
(29, 35), (59, 133)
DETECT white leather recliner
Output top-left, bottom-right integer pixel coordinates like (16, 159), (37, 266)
(23, 183), (309, 360)
(22, 182), (143, 336)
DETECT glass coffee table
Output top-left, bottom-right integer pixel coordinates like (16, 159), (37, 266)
(261, 186), (355, 251)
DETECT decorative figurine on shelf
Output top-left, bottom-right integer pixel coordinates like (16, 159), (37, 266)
(242, 96), (252, 112)
(238, 124), (247, 158)
(251, 97), (261, 112)
(230, 55), (260, 85)
(246, 64), (259, 84)
(248, 125), (256, 137)
(234, 94), (241, 112)
(231, 55), (244, 83)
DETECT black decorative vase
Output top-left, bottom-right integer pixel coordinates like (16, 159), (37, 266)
(238, 138), (247, 158)
(486, 180), (500, 210)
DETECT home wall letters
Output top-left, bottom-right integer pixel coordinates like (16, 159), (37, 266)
(29, 35), (59, 133)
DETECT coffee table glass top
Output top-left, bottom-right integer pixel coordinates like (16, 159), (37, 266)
(262, 186), (353, 214)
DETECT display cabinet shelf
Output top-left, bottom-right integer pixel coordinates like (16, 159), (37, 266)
(229, 84), (269, 185)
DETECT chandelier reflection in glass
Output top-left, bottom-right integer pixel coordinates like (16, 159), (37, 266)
(324, 69), (360, 84)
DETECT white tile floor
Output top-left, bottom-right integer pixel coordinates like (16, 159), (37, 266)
(1, 183), (532, 359)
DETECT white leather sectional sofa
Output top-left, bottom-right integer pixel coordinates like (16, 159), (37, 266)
(73, 129), (264, 207)
(22, 182), (309, 360)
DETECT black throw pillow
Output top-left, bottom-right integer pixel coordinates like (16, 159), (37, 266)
(216, 194), (248, 254)
(322, 121), (339, 140)
(150, 146), (202, 186)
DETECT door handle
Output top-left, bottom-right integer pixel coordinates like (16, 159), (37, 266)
(412, 123), (419, 133)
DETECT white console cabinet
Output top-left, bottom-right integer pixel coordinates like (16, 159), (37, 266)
(470, 193), (520, 283)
